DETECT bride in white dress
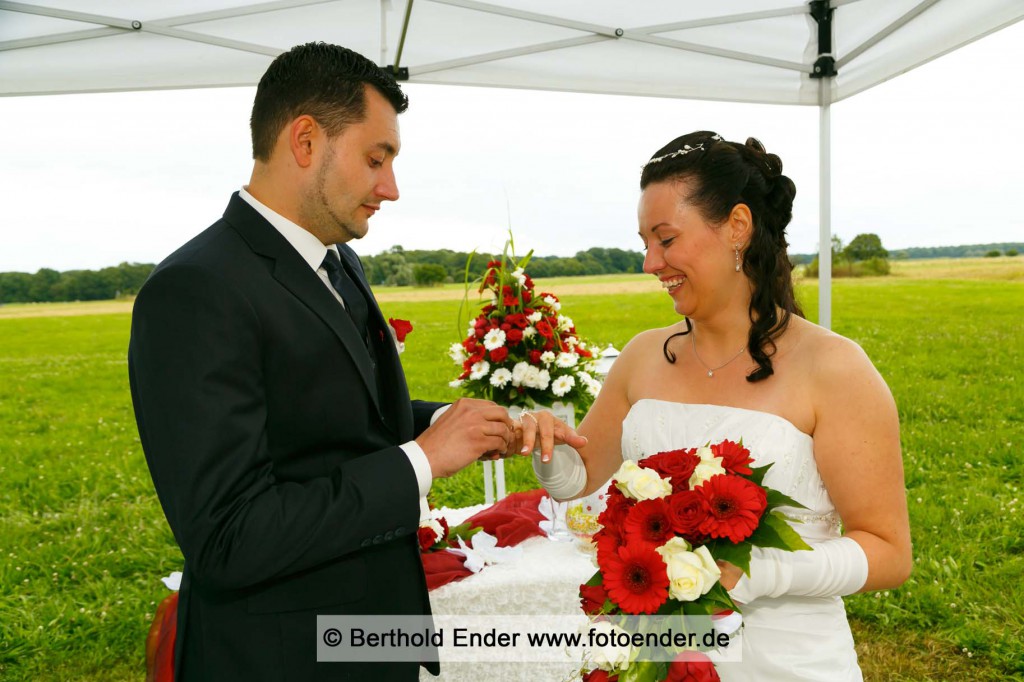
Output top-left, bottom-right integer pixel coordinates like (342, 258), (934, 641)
(519, 132), (912, 681)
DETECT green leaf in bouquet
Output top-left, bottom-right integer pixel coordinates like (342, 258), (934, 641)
(702, 583), (739, 613)
(585, 571), (603, 588)
(765, 487), (810, 511)
(620, 659), (662, 682)
(446, 522), (482, 545)
(707, 540), (752, 576)
(747, 511), (812, 552)
(748, 463), (772, 486)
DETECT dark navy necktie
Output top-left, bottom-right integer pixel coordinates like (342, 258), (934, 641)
(321, 249), (370, 337)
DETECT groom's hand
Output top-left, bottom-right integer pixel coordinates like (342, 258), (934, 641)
(416, 398), (514, 478)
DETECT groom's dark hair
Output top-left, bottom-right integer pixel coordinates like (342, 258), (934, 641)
(250, 42), (408, 161)
(641, 131), (803, 383)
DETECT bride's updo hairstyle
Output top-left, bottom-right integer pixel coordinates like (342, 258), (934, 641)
(640, 131), (803, 383)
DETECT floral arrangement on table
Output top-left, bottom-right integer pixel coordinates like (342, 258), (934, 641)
(418, 502), (480, 553)
(449, 237), (601, 413)
(577, 439), (812, 682)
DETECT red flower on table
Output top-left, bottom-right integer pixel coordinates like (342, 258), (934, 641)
(667, 490), (710, 542)
(711, 439), (754, 476)
(665, 650), (721, 682)
(696, 475), (767, 543)
(622, 498), (674, 548)
(388, 318), (413, 343)
(602, 542), (670, 614)
(579, 583), (608, 615)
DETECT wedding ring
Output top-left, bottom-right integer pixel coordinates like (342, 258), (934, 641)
(521, 411), (539, 427)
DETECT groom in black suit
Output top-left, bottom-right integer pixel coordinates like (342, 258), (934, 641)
(128, 42), (516, 680)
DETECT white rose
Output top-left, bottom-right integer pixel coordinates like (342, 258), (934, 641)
(511, 361), (531, 387)
(551, 374), (575, 397)
(656, 538), (722, 602)
(449, 342), (467, 364)
(555, 352), (578, 368)
(535, 369), (551, 391)
(469, 361), (490, 380)
(689, 458), (726, 489)
(614, 460), (673, 501)
(489, 368), (512, 388)
(587, 621), (636, 672)
(483, 328), (506, 351)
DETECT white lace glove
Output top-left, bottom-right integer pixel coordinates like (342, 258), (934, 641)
(728, 536), (868, 605)
(532, 445), (587, 501)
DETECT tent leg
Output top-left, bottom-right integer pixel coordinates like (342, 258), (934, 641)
(818, 79), (832, 330)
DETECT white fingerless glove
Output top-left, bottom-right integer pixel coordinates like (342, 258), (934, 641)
(532, 445), (587, 501)
(728, 536), (868, 605)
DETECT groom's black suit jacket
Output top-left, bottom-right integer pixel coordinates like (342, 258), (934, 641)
(129, 193), (444, 680)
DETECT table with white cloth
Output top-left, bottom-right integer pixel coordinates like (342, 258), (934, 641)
(421, 503), (597, 681)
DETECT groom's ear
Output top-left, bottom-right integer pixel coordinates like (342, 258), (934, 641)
(726, 203), (753, 246)
(286, 115), (318, 169)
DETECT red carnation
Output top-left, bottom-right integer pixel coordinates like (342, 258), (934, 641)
(666, 650), (721, 682)
(505, 313), (529, 329)
(387, 318), (413, 343)
(506, 328), (524, 345)
(622, 498), (675, 548)
(528, 349), (543, 365)
(535, 320), (554, 338)
(602, 542), (670, 614)
(490, 347), (509, 363)
(503, 294), (520, 307)
(711, 439), (754, 476)
(640, 449), (700, 491)
(579, 583), (608, 615)
(418, 525), (439, 552)
(667, 491), (710, 544)
(696, 475), (767, 543)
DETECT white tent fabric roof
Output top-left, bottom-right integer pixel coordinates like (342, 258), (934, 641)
(1, 0), (1021, 105)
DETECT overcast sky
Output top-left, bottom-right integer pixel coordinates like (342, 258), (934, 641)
(1, 21), (1021, 274)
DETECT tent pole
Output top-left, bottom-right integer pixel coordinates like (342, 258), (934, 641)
(819, 80), (832, 330)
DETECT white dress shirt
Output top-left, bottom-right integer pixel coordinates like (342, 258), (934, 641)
(238, 187), (441, 497)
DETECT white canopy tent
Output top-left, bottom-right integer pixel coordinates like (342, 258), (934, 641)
(2, 0), (1022, 328)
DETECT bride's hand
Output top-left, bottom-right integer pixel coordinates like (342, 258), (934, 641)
(515, 410), (588, 462)
(717, 560), (744, 591)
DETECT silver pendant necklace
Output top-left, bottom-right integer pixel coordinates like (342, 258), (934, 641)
(690, 328), (746, 377)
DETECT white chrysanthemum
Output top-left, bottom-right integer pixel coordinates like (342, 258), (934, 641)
(555, 352), (578, 368)
(535, 369), (551, 391)
(540, 351), (556, 366)
(577, 371), (593, 383)
(551, 374), (575, 397)
(584, 377), (601, 397)
(489, 368), (512, 388)
(449, 342), (467, 363)
(511, 362), (531, 387)
(563, 335), (578, 348)
(469, 361), (490, 380)
(557, 315), (574, 331)
(466, 324), (476, 337)
(543, 295), (561, 311)
(448, 379), (464, 389)
(511, 267), (527, 287)
(483, 328), (506, 351)
(527, 311), (543, 323)
(522, 326), (537, 339)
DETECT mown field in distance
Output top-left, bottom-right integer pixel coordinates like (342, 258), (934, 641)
(0, 258), (1021, 680)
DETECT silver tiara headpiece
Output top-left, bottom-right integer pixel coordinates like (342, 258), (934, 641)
(644, 134), (723, 168)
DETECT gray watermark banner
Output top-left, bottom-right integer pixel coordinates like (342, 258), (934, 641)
(316, 614), (742, 664)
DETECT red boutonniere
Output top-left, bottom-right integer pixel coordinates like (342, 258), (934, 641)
(388, 318), (413, 353)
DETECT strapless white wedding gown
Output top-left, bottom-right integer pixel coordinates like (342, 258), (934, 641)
(621, 400), (862, 682)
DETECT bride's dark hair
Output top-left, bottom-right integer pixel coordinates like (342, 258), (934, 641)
(640, 131), (803, 383)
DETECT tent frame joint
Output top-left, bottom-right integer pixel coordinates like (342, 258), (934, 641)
(809, 0), (837, 79)
(384, 65), (410, 81)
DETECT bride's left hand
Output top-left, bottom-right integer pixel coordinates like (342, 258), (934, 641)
(513, 410), (588, 461)
(717, 560), (743, 591)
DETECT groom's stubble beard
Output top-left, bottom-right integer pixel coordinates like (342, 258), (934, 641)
(303, 140), (366, 245)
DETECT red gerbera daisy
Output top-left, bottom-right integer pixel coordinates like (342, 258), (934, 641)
(665, 650), (721, 682)
(602, 542), (670, 614)
(622, 498), (675, 548)
(711, 439), (754, 476)
(696, 475), (768, 543)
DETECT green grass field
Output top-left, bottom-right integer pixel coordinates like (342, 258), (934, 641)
(1, 265), (1021, 680)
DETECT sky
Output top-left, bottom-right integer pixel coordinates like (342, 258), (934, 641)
(1, 21), (1022, 274)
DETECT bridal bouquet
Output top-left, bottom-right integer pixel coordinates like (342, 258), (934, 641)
(578, 440), (811, 681)
(449, 237), (601, 413)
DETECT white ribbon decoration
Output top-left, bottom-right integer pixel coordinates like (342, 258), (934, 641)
(161, 571), (182, 591)
(448, 531), (522, 573)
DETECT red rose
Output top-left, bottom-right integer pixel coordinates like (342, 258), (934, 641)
(418, 525), (439, 552)
(535, 320), (553, 338)
(696, 475), (768, 543)
(543, 339), (555, 351)
(523, 289), (532, 303)
(577, 347), (593, 358)
(640, 449), (700, 491)
(622, 498), (674, 548)
(506, 328), (523, 345)
(603, 542), (670, 614)
(503, 295), (520, 307)
(667, 491), (710, 542)
(666, 651), (721, 682)
(490, 347), (509, 363)
(387, 318), (413, 343)
(469, 349), (485, 364)
(528, 349), (543, 365)
(579, 583), (608, 615)
(582, 670), (618, 682)
(524, 275), (535, 289)
(505, 313), (529, 329)
(597, 486), (632, 529)
(711, 439), (754, 476)
(481, 304), (496, 315)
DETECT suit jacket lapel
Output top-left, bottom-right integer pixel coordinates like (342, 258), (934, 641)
(222, 194), (383, 416)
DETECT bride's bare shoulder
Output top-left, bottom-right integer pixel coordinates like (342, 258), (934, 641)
(619, 322), (689, 358)
(790, 316), (881, 385)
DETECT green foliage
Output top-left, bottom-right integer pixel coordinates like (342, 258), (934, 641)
(1007, 249), (1019, 257)
(412, 263), (447, 287)
(0, 263), (153, 303)
(1, 274), (1023, 679)
(985, 250), (1002, 257)
(844, 233), (888, 262)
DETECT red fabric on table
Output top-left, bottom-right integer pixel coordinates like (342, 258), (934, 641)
(421, 549), (474, 590)
(146, 591), (177, 682)
(464, 488), (549, 547)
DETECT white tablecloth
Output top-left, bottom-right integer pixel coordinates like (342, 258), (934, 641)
(421, 503), (597, 681)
